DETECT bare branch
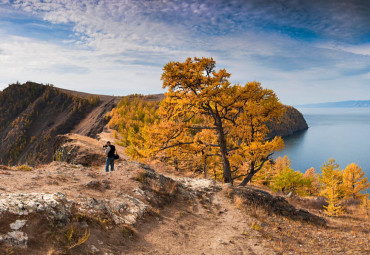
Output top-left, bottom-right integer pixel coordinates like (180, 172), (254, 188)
(160, 142), (194, 150)
(187, 125), (217, 130)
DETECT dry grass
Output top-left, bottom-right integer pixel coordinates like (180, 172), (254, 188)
(15, 165), (33, 171)
(234, 195), (244, 209)
(165, 181), (178, 195)
(135, 169), (146, 183)
(68, 228), (90, 249)
(250, 222), (261, 231)
(0, 165), (10, 170)
(288, 196), (327, 210)
(122, 224), (138, 238)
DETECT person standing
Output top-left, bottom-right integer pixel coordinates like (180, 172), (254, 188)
(104, 141), (116, 173)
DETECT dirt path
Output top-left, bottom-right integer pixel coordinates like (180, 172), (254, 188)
(124, 186), (274, 255)
(95, 129), (274, 254)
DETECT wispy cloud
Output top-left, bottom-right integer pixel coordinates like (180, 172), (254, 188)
(0, 0), (370, 103)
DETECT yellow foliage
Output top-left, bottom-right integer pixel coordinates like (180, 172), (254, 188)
(251, 222), (261, 231)
(303, 167), (321, 196)
(319, 159), (345, 216)
(138, 57), (284, 184)
(107, 94), (159, 156)
(342, 163), (369, 199)
(16, 165), (33, 171)
(274, 156), (291, 174)
(324, 183), (345, 216)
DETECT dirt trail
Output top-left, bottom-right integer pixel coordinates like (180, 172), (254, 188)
(126, 191), (274, 255)
(94, 129), (274, 254)
(0, 161), (273, 255)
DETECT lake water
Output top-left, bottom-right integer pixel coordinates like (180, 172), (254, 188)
(275, 108), (370, 185)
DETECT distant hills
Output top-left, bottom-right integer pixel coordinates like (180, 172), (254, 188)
(297, 100), (370, 108)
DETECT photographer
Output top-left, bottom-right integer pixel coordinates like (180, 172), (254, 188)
(103, 141), (116, 173)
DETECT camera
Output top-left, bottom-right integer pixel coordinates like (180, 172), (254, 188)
(103, 145), (108, 148)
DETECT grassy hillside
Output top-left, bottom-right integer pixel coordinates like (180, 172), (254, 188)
(0, 82), (109, 165)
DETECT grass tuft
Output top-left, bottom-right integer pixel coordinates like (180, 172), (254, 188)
(16, 165), (33, 171)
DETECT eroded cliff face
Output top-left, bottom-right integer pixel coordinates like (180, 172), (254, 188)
(0, 82), (118, 166)
(267, 105), (308, 138)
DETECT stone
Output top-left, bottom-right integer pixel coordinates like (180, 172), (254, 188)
(86, 180), (101, 189)
(107, 196), (149, 225)
(0, 193), (70, 222)
(10, 220), (27, 230)
(6, 231), (28, 247)
(90, 245), (100, 253)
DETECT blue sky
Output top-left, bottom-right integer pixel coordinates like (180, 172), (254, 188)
(1, 0), (370, 104)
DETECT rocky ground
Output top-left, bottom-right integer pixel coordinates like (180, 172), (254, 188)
(0, 131), (368, 254)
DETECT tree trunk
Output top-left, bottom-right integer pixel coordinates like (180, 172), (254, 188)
(215, 118), (233, 184)
(203, 157), (207, 178)
(174, 158), (178, 172)
(240, 162), (255, 186)
(240, 172), (254, 186)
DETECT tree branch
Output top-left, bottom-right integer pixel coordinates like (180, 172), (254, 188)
(187, 125), (217, 130)
(160, 142), (194, 150)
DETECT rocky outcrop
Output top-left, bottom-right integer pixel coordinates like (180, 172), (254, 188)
(0, 163), (205, 250)
(267, 105), (308, 138)
(53, 134), (106, 166)
(0, 161), (327, 252)
(229, 186), (326, 226)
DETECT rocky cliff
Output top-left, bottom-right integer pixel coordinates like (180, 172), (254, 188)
(267, 105), (308, 138)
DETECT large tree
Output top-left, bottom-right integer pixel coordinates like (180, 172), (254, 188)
(141, 57), (284, 185)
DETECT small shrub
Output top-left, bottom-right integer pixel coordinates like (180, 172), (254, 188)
(68, 228), (90, 250)
(251, 222), (261, 231)
(148, 207), (160, 216)
(55, 150), (63, 162)
(122, 224), (137, 238)
(135, 170), (146, 183)
(16, 165), (33, 171)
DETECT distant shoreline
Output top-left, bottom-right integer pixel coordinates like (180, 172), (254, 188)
(296, 100), (370, 108)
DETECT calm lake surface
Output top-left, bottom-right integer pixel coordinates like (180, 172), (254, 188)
(275, 108), (370, 183)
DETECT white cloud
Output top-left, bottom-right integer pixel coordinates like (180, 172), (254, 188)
(1, 0), (370, 104)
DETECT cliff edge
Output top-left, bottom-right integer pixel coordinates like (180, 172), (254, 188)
(267, 105), (308, 138)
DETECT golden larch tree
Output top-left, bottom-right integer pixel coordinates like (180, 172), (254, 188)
(141, 57), (284, 184)
(324, 183), (345, 216)
(319, 159), (345, 216)
(342, 163), (369, 199)
(303, 167), (321, 196)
